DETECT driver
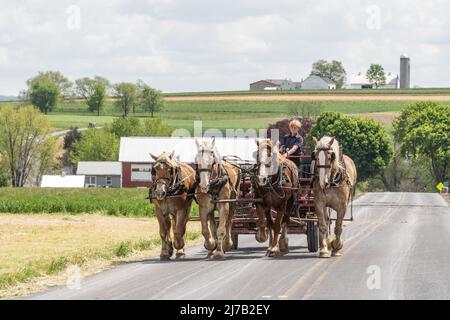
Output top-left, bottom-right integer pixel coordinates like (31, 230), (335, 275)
(282, 119), (303, 167)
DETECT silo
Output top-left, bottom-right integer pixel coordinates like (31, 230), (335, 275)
(400, 54), (410, 88)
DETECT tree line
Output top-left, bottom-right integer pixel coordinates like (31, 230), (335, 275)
(0, 101), (448, 190)
(19, 71), (164, 117)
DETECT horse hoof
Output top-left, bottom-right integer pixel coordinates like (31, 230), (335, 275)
(331, 239), (343, 252)
(160, 254), (171, 261)
(255, 228), (268, 243)
(176, 253), (186, 259)
(267, 249), (281, 257)
(209, 251), (226, 260)
(319, 251), (331, 258)
(204, 241), (217, 252)
(223, 242), (233, 252)
(331, 250), (343, 257)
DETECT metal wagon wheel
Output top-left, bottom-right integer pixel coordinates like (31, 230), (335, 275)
(306, 221), (319, 252)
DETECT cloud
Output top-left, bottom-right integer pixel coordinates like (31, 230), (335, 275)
(0, 0), (449, 94)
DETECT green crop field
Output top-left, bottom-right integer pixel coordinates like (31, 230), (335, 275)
(2, 97), (449, 131)
(0, 187), (201, 217)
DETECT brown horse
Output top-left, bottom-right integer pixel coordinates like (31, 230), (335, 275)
(195, 138), (241, 259)
(254, 139), (299, 257)
(312, 136), (357, 258)
(150, 151), (197, 260)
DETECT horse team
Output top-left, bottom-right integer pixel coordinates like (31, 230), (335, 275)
(150, 136), (357, 260)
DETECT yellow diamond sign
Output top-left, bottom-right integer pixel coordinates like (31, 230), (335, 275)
(436, 182), (444, 192)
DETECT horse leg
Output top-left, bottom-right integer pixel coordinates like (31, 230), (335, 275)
(199, 201), (216, 256)
(279, 192), (295, 254)
(332, 204), (346, 257)
(278, 214), (290, 255)
(211, 202), (229, 260)
(223, 201), (235, 252)
(173, 207), (189, 259)
(156, 210), (173, 261)
(267, 208), (285, 257)
(255, 203), (269, 243)
(316, 204), (331, 258)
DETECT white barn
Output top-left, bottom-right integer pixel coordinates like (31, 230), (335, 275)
(301, 75), (336, 90)
(348, 72), (399, 89)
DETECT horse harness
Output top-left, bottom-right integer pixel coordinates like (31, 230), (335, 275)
(196, 160), (239, 200)
(311, 147), (348, 188)
(253, 159), (297, 199)
(149, 159), (196, 203)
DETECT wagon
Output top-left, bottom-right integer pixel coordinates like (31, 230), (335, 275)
(223, 152), (321, 253)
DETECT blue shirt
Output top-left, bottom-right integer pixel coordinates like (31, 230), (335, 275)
(283, 133), (303, 156)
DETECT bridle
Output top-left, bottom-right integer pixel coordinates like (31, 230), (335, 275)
(313, 147), (334, 171)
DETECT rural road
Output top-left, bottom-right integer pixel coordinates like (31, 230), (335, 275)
(28, 192), (450, 300)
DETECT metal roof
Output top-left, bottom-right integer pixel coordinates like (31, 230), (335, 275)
(349, 72), (398, 85)
(119, 137), (258, 163)
(41, 175), (85, 188)
(304, 75), (336, 85)
(77, 161), (122, 176)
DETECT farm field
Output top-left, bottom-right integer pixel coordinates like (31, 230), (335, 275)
(164, 88), (450, 96)
(2, 95), (449, 131)
(0, 213), (202, 299)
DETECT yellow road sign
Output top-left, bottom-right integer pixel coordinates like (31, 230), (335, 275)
(436, 182), (444, 192)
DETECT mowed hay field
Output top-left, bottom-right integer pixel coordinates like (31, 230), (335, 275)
(0, 188), (202, 298)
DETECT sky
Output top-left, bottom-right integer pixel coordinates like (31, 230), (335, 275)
(0, 0), (449, 95)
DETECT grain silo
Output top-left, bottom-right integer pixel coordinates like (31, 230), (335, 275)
(400, 54), (410, 88)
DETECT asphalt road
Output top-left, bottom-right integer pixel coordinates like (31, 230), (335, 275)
(29, 192), (450, 300)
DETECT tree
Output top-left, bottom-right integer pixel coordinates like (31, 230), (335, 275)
(393, 101), (450, 184)
(311, 59), (347, 89)
(107, 117), (142, 137)
(310, 112), (393, 181)
(137, 81), (164, 117)
(62, 127), (82, 168)
(75, 76), (109, 116)
(106, 117), (174, 138)
(380, 143), (434, 192)
(0, 106), (55, 187)
(0, 154), (10, 187)
(113, 82), (138, 117)
(24, 71), (72, 98)
(366, 64), (386, 88)
(29, 79), (60, 114)
(71, 129), (119, 165)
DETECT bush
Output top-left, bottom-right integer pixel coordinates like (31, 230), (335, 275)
(310, 112), (393, 181)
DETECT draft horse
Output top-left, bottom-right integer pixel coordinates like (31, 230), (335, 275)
(254, 139), (299, 257)
(195, 138), (241, 259)
(149, 151), (197, 260)
(311, 136), (357, 258)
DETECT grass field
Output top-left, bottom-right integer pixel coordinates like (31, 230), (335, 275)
(2, 95), (449, 131)
(0, 213), (202, 298)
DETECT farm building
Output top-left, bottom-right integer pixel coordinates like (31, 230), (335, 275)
(76, 161), (122, 188)
(301, 75), (336, 90)
(249, 79), (301, 91)
(119, 137), (257, 188)
(41, 174), (85, 188)
(348, 72), (399, 89)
